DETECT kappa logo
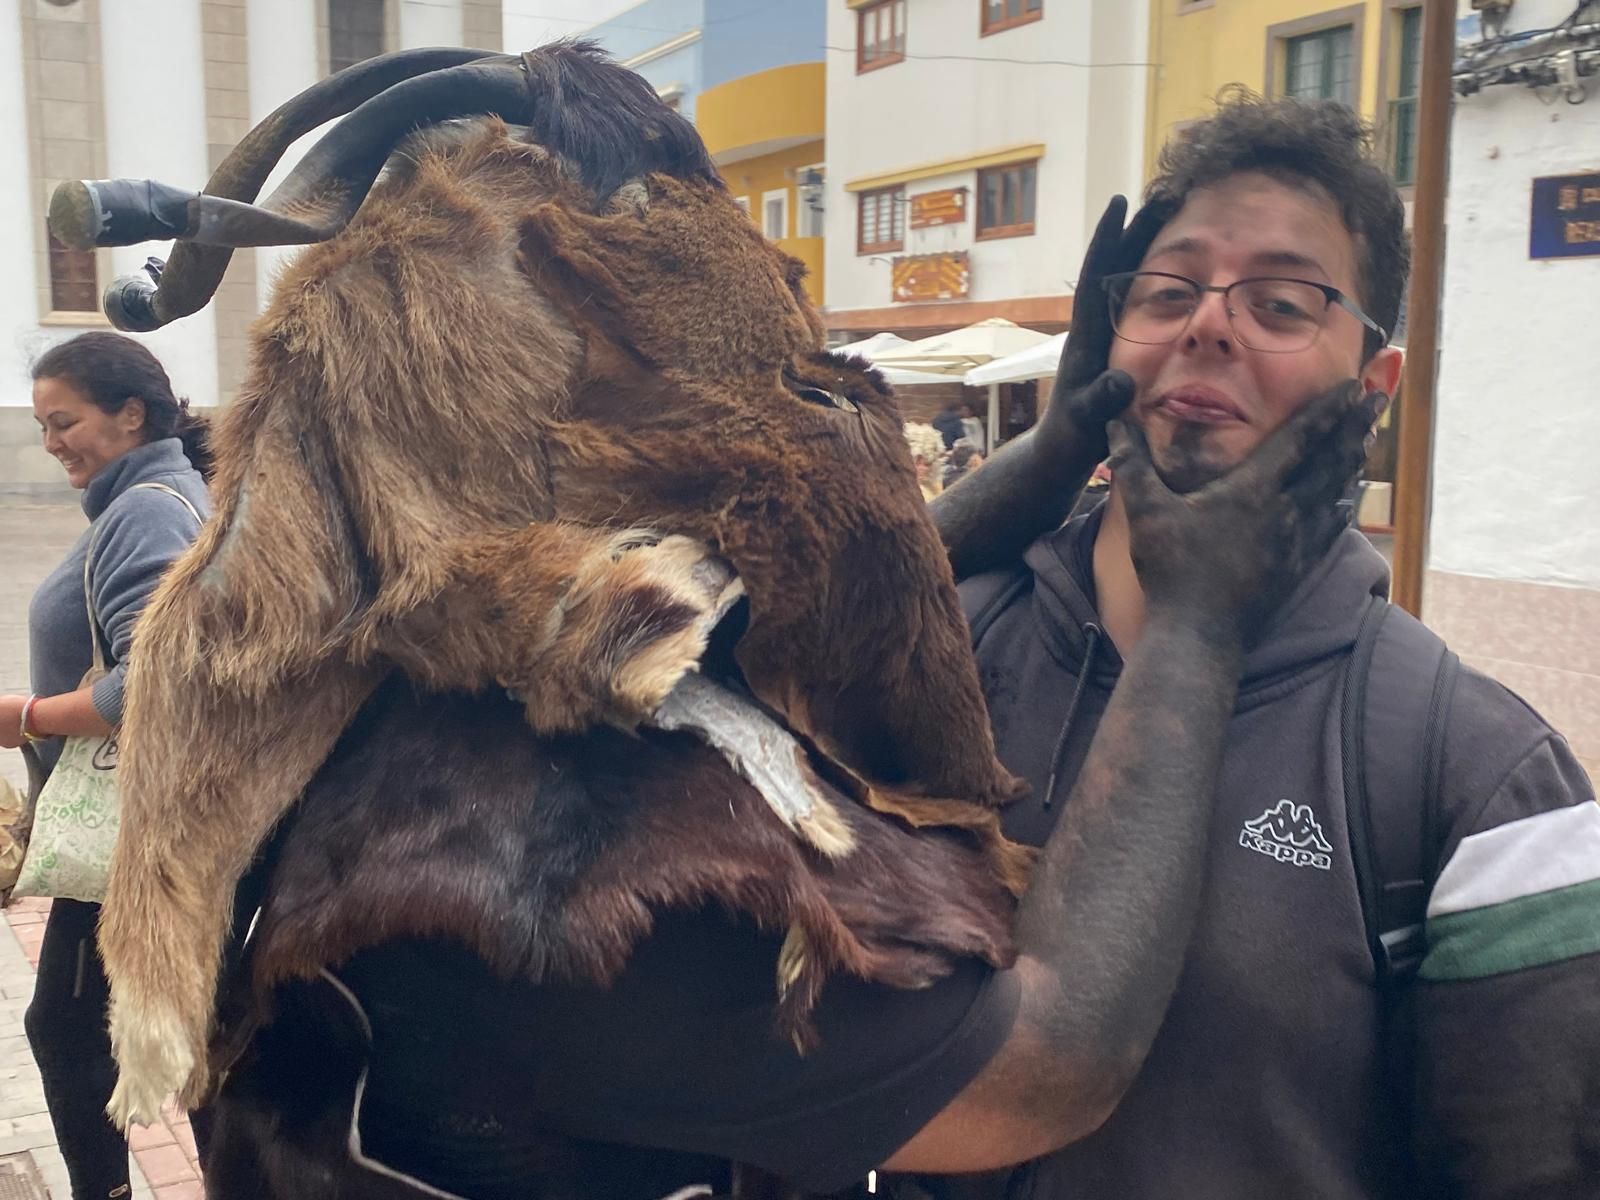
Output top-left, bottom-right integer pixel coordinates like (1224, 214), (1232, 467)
(1239, 800), (1332, 871)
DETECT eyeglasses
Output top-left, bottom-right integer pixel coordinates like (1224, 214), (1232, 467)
(1102, 271), (1388, 354)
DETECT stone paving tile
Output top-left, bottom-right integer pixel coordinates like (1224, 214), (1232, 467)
(133, 1143), (194, 1188)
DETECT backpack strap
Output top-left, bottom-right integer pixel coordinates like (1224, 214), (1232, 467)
(961, 565), (1030, 650)
(1341, 595), (1461, 991)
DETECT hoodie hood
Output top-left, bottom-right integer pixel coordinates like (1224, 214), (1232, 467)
(1025, 504), (1391, 698)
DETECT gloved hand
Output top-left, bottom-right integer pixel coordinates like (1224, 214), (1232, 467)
(1111, 379), (1385, 647)
(931, 194), (1173, 579)
(1032, 194), (1173, 477)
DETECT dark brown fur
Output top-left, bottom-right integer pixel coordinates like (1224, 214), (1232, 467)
(105, 103), (1026, 1118)
(246, 677), (1017, 1042)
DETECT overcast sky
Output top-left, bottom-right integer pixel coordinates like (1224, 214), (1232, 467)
(503, 0), (646, 49)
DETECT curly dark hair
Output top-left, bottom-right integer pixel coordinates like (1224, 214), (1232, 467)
(1145, 88), (1408, 361)
(32, 330), (212, 478)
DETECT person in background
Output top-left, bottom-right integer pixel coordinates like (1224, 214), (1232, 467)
(943, 440), (985, 490)
(959, 402), (988, 452)
(0, 332), (210, 1200)
(902, 422), (947, 502)
(931, 401), (966, 450)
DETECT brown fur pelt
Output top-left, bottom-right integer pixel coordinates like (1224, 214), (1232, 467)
(242, 676), (1018, 1042)
(198, 676), (1013, 1199)
(104, 92), (1027, 1121)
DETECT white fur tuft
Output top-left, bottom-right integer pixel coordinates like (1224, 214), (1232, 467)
(105, 998), (195, 1130)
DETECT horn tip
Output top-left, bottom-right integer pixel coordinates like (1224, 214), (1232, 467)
(48, 180), (102, 250)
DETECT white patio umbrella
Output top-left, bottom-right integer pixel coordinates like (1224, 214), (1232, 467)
(832, 332), (912, 359)
(874, 318), (1054, 445)
(963, 332), (1067, 387)
(830, 331), (951, 388)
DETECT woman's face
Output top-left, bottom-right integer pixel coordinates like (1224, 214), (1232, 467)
(32, 376), (146, 489)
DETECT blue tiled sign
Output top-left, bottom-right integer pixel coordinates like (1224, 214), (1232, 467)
(1530, 172), (1600, 260)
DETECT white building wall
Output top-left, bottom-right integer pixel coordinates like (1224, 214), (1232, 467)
(0, 0), (42, 402)
(248, 0), (322, 309)
(1431, 3), (1600, 588)
(399, 0), (464, 48)
(99, 0), (219, 407)
(1422, 0), (1600, 786)
(823, 0), (1148, 317)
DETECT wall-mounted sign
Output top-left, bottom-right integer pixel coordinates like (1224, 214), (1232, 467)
(910, 188), (967, 229)
(1530, 172), (1600, 259)
(892, 252), (971, 303)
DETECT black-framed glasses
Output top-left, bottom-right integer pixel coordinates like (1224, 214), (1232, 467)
(1102, 271), (1388, 353)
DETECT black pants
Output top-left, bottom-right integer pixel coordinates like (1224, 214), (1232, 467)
(22, 898), (130, 1200)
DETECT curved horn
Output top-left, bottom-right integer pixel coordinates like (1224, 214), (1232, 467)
(48, 46), (505, 330)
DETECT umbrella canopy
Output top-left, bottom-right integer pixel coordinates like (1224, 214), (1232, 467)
(871, 318), (1053, 377)
(829, 331), (952, 387)
(964, 332), (1067, 387)
(832, 332), (913, 359)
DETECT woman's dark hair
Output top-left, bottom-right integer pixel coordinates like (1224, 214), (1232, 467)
(32, 331), (212, 478)
(1146, 88), (1409, 362)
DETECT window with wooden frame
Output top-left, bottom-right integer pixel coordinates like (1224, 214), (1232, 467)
(857, 186), (905, 254)
(976, 161), (1037, 240)
(1387, 6), (1423, 185)
(328, 0), (386, 74)
(48, 230), (98, 315)
(981, 0), (1042, 37)
(1284, 24), (1356, 106)
(858, 0), (906, 73)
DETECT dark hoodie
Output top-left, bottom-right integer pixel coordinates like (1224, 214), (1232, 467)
(961, 506), (1600, 1199)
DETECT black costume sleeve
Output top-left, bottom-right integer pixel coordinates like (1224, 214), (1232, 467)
(341, 906), (1021, 1193)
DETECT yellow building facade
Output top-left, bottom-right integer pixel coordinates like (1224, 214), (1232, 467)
(696, 62), (826, 303)
(1146, 1), (1426, 190)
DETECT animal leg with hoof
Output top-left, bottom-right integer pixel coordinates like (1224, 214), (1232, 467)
(396, 523), (740, 734)
(99, 662), (380, 1126)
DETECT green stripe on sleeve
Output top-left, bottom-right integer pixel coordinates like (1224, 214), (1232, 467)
(1421, 876), (1600, 982)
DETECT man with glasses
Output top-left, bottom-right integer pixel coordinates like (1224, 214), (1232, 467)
(309, 95), (1598, 1200)
(920, 92), (1600, 1198)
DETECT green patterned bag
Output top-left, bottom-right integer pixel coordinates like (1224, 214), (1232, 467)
(14, 482), (199, 903)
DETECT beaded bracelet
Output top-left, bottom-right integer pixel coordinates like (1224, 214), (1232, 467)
(19, 694), (44, 744)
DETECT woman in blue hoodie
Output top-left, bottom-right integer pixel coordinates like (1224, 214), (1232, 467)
(0, 333), (209, 1200)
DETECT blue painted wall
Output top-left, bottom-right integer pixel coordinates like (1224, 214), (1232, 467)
(583, 0), (706, 120)
(700, 0), (824, 92)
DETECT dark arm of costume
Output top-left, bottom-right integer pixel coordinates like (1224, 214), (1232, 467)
(928, 428), (1098, 582)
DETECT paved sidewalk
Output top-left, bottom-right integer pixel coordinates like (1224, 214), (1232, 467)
(1, 499), (198, 1199)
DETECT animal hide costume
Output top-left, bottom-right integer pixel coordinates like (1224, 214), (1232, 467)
(50, 43), (1030, 1140)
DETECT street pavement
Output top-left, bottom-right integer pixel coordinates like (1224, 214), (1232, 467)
(0, 496), (198, 1200)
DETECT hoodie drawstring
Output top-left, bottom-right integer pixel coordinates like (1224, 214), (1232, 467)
(1042, 622), (1102, 810)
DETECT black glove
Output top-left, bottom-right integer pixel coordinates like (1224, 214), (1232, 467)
(931, 194), (1174, 579)
(1110, 379), (1385, 647)
(1032, 194), (1174, 476)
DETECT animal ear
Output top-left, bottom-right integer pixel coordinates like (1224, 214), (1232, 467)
(518, 175), (820, 375)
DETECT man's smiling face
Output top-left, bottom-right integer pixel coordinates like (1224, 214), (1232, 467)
(1108, 170), (1403, 493)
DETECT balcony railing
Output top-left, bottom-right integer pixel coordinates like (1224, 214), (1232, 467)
(1388, 94), (1419, 187)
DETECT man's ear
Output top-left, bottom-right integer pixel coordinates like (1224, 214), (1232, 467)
(1362, 346), (1404, 405)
